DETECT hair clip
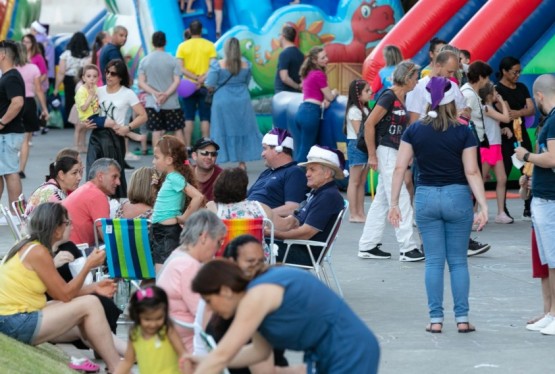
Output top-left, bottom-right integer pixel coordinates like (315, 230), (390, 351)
(136, 287), (154, 301)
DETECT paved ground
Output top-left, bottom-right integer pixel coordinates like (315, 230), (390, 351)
(1, 128), (554, 373)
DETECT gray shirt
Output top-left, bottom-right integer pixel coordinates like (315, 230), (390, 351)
(138, 50), (181, 110)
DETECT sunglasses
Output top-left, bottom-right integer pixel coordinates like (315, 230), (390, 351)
(198, 150), (218, 157)
(105, 70), (119, 77)
(508, 69), (521, 76)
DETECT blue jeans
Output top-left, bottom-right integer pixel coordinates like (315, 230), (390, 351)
(415, 184), (473, 323)
(294, 102), (321, 162)
(531, 198), (555, 268)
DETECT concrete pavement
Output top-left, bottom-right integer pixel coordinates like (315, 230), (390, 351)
(1, 128), (553, 373)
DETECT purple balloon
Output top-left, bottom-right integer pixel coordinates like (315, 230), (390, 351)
(177, 79), (197, 98)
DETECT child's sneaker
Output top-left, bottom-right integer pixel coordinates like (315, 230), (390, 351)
(68, 357), (100, 373)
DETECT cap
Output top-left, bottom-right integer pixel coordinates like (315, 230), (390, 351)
(193, 137), (220, 152)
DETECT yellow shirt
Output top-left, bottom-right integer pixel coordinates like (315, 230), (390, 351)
(0, 243), (47, 315)
(75, 85), (100, 121)
(175, 37), (217, 80)
(420, 65), (432, 79)
(132, 327), (181, 374)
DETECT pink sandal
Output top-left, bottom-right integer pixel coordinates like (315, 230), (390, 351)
(68, 357), (100, 373)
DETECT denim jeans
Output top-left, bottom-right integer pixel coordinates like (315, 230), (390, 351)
(294, 102), (321, 162)
(531, 198), (555, 268)
(415, 184), (473, 323)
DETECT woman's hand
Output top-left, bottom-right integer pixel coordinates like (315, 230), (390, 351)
(53, 251), (75, 268)
(179, 354), (199, 374)
(368, 154), (378, 171)
(85, 248), (106, 270)
(387, 206), (401, 228)
(473, 210), (488, 232)
(94, 278), (117, 298)
(83, 119), (97, 130)
(115, 125), (131, 137)
(501, 127), (513, 138)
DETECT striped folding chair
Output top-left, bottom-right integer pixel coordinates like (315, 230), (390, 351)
(94, 218), (155, 287)
(218, 217), (275, 264)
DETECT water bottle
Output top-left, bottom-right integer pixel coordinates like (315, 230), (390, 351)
(115, 279), (130, 311)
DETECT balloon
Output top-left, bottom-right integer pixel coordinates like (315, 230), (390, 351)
(177, 79), (197, 98)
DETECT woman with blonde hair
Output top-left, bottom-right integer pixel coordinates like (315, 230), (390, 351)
(115, 167), (156, 219)
(206, 37), (262, 169)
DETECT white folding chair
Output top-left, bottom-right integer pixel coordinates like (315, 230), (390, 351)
(282, 200), (348, 297)
(0, 204), (23, 242)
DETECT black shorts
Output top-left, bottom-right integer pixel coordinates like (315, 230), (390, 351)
(21, 98), (41, 133)
(146, 108), (185, 132)
(151, 223), (182, 264)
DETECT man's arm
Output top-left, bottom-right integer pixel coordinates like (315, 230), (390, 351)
(279, 70), (301, 91)
(272, 202), (299, 217)
(274, 222), (318, 240)
(515, 139), (555, 168)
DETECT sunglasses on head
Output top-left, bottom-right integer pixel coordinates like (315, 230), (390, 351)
(198, 150), (218, 157)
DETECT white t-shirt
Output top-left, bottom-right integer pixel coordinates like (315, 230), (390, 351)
(461, 83), (486, 141)
(483, 104), (502, 145)
(406, 76), (467, 119)
(346, 106), (369, 139)
(97, 86), (140, 125)
(59, 50), (90, 77)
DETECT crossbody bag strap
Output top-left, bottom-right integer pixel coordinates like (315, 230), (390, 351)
(462, 87), (486, 131)
(212, 72), (234, 94)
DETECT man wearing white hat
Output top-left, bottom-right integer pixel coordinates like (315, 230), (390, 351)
(273, 145), (345, 265)
(248, 128), (307, 216)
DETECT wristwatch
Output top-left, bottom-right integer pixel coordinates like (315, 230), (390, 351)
(523, 152), (531, 162)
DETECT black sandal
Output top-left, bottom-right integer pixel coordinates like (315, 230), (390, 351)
(425, 322), (443, 333)
(457, 322), (476, 333)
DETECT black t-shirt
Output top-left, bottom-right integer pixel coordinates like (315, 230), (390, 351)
(495, 81), (531, 130)
(375, 89), (408, 150)
(0, 69), (25, 134)
(274, 46), (304, 93)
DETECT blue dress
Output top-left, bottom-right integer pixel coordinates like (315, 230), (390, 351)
(205, 60), (262, 163)
(248, 267), (380, 373)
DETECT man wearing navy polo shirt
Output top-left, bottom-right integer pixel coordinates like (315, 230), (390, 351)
(248, 128), (307, 216)
(515, 74), (555, 335)
(274, 145), (345, 266)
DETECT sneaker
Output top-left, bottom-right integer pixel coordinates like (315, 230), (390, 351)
(358, 244), (391, 259)
(495, 212), (513, 224)
(522, 208), (532, 221)
(468, 238), (490, 257)
(124, 152), (140, 161)
(540, 318), (555, 335)
(41, 127), (49, 134)
(527, 314), (554, 331)
(399, 248), (424, 262)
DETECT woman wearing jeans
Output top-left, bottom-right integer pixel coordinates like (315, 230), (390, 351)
(294, 46), (338, 162)
(388, 77), (488, 333)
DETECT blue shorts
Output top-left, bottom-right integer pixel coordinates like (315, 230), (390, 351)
(181, 87), (211, 122)
(0, 133), (24, 176)
(531, 198), (555, 268)
(347, 139), (368, 167)
(0, 311), (42, 344)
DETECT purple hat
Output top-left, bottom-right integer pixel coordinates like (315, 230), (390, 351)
(262, 128), (294, 152)
(298, 145), (349, 180)
(425, 76), (457, 118)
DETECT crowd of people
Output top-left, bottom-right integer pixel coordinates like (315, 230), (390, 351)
(0, 14), (554, 373)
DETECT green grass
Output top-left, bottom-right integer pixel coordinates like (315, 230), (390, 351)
(0, 333), (75, 373)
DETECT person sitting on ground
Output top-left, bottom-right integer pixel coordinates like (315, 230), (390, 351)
(273, 145), (345, 266)
(24, 156), (82, 217)
(184, 260), (380, 373)
(157, 209), (227, 353)
(0, 203), (121, 373)
(247, 128), (307, 217)
(191, 137), (222, 202)
(115, 167), (156, 219)
(63, 158), (121, 247)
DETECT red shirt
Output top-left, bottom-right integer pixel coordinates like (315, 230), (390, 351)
(63, 181), (110, 246)
(197, 165), (222, 201)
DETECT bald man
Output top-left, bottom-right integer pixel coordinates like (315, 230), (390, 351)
(515, 74), (555, 335)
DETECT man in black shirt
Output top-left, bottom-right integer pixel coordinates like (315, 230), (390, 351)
(274, 26), (304, 94)
(0, 40), (25, 212)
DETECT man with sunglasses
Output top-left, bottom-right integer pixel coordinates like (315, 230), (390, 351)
(0, 40), (25, 214)
(191, 137), (222, 201)
(99, 25), (128, 84)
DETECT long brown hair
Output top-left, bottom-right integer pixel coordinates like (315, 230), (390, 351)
(192, 259), (250, 295)
(299, 46), (324, 79)
(155, 135), (198, 208)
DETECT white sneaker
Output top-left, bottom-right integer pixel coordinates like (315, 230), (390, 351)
(495, 212), (514, 224)
(124, 152), (140, 161)
(540, 318), (555, 335)
(526, 314), (554, 331)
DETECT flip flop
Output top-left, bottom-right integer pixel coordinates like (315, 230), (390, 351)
(457, 322), (476, 333)
(425, 322), (442, 333)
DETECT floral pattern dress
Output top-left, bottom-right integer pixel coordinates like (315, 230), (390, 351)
(215, 200), (266, 219)
(24, 179), (67, 218)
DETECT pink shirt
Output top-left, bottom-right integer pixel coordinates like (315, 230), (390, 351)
(302, 69), (328, 101)
(157, 251), (201, 353)
(16, 64), (40, 97)
(63, 181), (109, 246)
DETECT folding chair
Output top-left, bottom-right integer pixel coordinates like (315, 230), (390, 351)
(281, 200), (348, 297)
(0, 204), (23, 242)
(94, 218), (156, 289)
(218, 217), (276, 264)
(11, 194), (27, 224)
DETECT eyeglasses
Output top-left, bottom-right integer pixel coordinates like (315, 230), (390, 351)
(509, 69), (521, 76)
(198, 150), (218, 157)
(105, 70), (118, 77)
(63, 219), (72, 226)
